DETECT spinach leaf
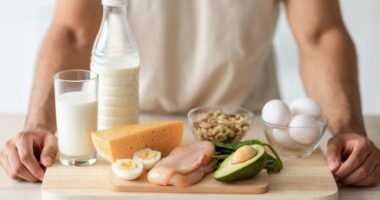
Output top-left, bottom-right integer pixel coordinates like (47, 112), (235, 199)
(265, 154), (282, 173)
(214, 140), (262, 151)
(261, 143), (283, 174)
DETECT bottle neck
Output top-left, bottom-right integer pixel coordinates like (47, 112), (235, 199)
(103, 4), (127, 19)
(93, 4), (137, 57)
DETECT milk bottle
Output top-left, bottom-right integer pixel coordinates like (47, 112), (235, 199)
(91, 0), (140, 130)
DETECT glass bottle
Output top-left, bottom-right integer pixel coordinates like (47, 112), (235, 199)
(91, 0), (140, 130)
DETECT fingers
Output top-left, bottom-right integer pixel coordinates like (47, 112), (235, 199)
(355, 165), (380, 187)
(16, 133), (45, 181)
(0, 145), (10, 174)
(341, 151), (378, 185)
(6, 143), (39, 182)
(334, 137), (371, 179)
(0, 147), (4, 169)
(40, 134), (58, 167)
(1, 130), (55, 182)
(326, 136), (343, 172)
(325, 133), (379, 187)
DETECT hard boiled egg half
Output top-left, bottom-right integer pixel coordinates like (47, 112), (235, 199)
(112, 159), (143, 180)
(133, 148), (161, 170)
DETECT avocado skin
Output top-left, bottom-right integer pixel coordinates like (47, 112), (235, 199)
(213, 146), (267, 182)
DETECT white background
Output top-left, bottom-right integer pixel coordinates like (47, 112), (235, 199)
(0, 0), (379, 115)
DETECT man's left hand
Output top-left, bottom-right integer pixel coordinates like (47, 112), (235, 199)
(327, 133), (380, 187)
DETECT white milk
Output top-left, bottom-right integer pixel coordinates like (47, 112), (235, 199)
(90, 1), (140, 130)
(91, 58), (139, 130)
(56, 91), (98, 157)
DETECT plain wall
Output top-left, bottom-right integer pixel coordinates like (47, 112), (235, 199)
(0, 0), (379, 114)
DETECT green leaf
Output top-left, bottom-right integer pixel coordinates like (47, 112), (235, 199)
(211, 154), (230, 159)
(265, 154), (282, 174)
(262, 144), (283, 174)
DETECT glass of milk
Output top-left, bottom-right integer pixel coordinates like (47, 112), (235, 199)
(54, 70), (98, 166)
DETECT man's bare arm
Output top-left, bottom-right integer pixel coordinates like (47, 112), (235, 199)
(285, 0), (380, 187)
(26, 0), (102, 132)
(0, 0), (102, 182)
(284, 0), (365, 135)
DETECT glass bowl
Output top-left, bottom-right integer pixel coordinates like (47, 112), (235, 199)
(262, 116), (328, 158)
(187, 106), (254, 143)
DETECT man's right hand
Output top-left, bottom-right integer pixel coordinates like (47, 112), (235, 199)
(0, 0), (101, 183)
(0, 129), (57, 182)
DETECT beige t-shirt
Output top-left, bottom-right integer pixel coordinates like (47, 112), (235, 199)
(128, 0), (280, 114)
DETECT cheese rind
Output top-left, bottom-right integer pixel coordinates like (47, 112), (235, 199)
(92, 121), (184, 163)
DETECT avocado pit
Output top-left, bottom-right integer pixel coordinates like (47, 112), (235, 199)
(231, 145), (257, 164)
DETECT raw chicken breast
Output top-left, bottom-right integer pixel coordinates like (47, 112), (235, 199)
(168, 162), (214, 187)
(147, 141), (215, 186)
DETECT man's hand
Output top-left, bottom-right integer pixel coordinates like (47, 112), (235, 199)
(0, 0), (100, 183)
(327, 133), (380, 187)
(0, 129), (57, 182)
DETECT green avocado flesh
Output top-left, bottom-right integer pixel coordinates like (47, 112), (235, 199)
(213, 144), (266, 182)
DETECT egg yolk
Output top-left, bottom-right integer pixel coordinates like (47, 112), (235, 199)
(137, 150), (156, 160)
(119, 161), (137, 169)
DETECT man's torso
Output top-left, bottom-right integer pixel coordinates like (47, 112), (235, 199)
(128, 0), (280, 113)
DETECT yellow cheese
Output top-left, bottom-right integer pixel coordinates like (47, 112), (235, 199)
(91, 121), (184, 163)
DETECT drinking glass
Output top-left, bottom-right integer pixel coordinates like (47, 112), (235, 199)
(54, 70), (98, 166)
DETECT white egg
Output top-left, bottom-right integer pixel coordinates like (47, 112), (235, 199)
(112, 159), (143, 180)
(133, 148), (161, 170)
(290, 97), (322, 119)
(262, 99), (291, 126)
(272, 129), (298, 149)
(289, 114), (320, 145)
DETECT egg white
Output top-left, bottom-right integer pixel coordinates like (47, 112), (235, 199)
(133, 148), (161, 170)
(112, 159), (143, 180)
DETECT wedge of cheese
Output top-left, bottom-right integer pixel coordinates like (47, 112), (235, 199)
(92, 121), (184, 163)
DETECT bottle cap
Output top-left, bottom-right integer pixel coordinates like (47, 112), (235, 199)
(102, 0), (127, 6)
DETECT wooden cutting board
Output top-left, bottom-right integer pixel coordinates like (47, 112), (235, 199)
(42, 148), (338, 200)
(42, 114), (338, 200)
(109, 169), (268, 194)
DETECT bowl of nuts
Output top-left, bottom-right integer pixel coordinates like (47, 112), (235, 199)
(187, 106), (254, 143)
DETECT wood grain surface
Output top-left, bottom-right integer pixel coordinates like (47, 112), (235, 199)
(41, 114), (338, 200)
(2, 114), (380, 200)
(109, 169), (269, 194)
(41, 147), (338, 200)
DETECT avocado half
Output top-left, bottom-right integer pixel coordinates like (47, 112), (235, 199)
(213, 144), (266, 182)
